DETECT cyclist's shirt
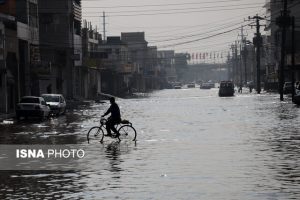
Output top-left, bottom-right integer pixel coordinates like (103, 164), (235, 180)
(104, 103), (121, 121)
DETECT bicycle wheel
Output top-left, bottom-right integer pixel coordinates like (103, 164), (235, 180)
(118, 125), (137, 141)
(87, 126), (104, 143)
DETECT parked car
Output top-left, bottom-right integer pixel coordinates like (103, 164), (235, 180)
(283, 82), (293, 94)
(16, 96), (50, 120)
(293, 82), (300, 105)
(41, 94), (66, 115)
(219, 81), (235, 97)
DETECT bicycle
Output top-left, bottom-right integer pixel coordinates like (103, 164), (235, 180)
(87, 117), (137, 143)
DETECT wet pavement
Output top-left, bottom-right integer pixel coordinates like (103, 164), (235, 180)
(1, 88), (300, 199)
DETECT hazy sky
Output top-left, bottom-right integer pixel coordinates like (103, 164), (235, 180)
(82, 0), (267, 63)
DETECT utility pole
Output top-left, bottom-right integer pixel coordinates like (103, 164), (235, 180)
(230, 44), (235, 82)
(278, 0), (288, 101)
(276, 0), (295, 101)
(239, 25), (247, 91)
(243, 43), (248, 86)
(102, 11), (106, 42)
(248, 15), (265, 94)
(235, 41), (238, 85)
(291, 16), (295, 102)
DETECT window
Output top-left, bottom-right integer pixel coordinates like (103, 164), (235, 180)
(74, 20), (81, 36)
(41, 100), (47, 106)
(16, 0), (28, 24)
(42, 95), (60, 102)
(21, 97), (39, 103)
(29, 3), (38, 27)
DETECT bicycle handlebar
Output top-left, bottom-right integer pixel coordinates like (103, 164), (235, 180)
(100, 117), (107, 125)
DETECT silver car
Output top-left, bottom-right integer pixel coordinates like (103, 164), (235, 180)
(41, 94), (66, 115)
(16, 96), (50, 120)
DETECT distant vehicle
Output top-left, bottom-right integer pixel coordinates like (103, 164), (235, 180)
(200, 82), (214, 89)
(16, 96), (50, 120)
(209, 82), (215, 88)
(174, 85), (182, 89)
(173, 82), (182, 89)
(197, 80), (203, 85)
(218, 81), (235, 97)
(41, 94), (66, 115)
(187, 83), (195, 88)
(283, 82), (293, 94)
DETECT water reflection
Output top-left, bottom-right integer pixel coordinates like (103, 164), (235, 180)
(276, 103), (299, 120)
(105, 141), (123, 173)
(0, 171), (87, 200)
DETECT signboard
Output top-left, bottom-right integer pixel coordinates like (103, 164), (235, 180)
(30, 45), (40, 64)
(71, 54), (80, 61)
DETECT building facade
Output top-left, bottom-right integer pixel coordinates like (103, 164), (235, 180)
(38, 0), (82, 99)
(265, 0), (300, 90)
(0, 0), (18, 114)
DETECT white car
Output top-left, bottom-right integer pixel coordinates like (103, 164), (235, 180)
(294, 82), (300, 105)
(41, 94), (66, 115)
(16, 96), (50, 120)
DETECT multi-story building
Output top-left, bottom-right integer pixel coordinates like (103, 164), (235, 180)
(174, 53), (189, 81)
(157, 50), (177, 83)
(0, 0), (41, 114)
(145, 46), (160, 90)
(265, 0), (300, 89)
(38, 0), (82, 99)
(0, 0), (18, 114)
(99, 36), (132, 96)
(81, 20), (102, 99)
(121, 32), (148, 92)
(16, 0), (40, 97)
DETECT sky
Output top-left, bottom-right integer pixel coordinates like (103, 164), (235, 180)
(82, 0), (267, 63)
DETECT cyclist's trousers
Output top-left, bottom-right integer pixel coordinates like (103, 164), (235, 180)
(106, 118), (120, 135)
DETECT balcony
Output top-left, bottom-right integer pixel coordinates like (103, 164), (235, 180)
(73, 2), (82, 21)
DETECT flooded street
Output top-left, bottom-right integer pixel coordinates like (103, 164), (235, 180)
(1, 88), (300, 199)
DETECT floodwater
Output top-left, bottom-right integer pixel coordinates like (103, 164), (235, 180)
(1, 88), (300, 199)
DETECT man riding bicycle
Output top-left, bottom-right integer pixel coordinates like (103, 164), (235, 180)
(101, 97), (121, 137)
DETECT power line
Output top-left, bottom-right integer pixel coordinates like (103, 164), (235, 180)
(83, 2), (264, 14)
(83, 5), (264, 17)
(149, 21), (249, 43)
(82, 0), (254, 9)
(159, 24), (252, 48)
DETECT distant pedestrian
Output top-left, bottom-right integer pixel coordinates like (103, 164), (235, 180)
(238, 85), (242, 93)
(47, 84), (52, 93)
(249, 85), (253, 93)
